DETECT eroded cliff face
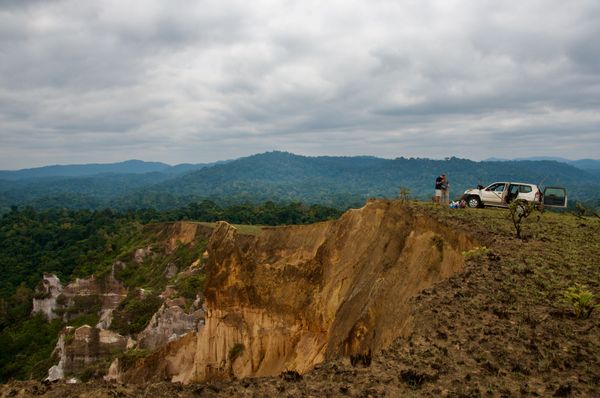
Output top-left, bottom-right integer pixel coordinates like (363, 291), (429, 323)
(123, 200), (476, 383)
(32, 262), (127, 326)
(48, 326), (128, 381)
(34, 267), (129, 381)
(32, 274), (63, 320)
(37, 221), (211, 382)
(136, 299), (204, 350)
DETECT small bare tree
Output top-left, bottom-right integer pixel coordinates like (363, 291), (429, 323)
(399, 187), (411, 202)
(508, 199), (541, 239)
(574, 202), (587, 219)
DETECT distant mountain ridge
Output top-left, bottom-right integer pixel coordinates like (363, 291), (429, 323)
(1, 151), (599, 211)
(0, 159), (222, 180)
(0, 160), (170, 180)
(4, 155), (598, 179)
(485, 156), (600, 172)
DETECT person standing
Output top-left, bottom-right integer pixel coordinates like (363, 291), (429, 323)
(441, 174), (450, 204)
(434, 174), (443, 204)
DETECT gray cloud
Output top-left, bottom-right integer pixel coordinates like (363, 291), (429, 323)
(0, 0), (599, 169)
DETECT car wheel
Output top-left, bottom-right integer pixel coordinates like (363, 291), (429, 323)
(467, 196), (481, 208)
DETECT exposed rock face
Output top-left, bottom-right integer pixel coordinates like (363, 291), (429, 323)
(46, 333), (66, 381)
(136, 299), (204, 350)
(49, 325), (127, 379)
(134, 247), (152, 264)
(166, 222), (202, 252)
(40, 223), (211, 381)
(61, 272), (127, 325)
(123, 200), (476, 383)
(95, 262), (129, 329)
(104, 358), (121, 382)
(38, 264), (128, 380)
(164, 264), (178, 278)
(32, 262), (128, 325)
(32, 274), (63, 320)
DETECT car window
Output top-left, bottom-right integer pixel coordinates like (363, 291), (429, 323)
(545, 187), (566, 199)
(543, 187), (567, 207)
(491, 184), (505, 192)
(519, 185), (532, 193)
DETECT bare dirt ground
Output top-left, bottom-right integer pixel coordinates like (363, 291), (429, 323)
(2, 203), (599, 397)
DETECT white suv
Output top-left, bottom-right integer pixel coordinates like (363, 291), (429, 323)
(462, 182), (567, 209)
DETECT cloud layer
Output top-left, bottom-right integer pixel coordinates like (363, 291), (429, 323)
(1, 0), (599, 168)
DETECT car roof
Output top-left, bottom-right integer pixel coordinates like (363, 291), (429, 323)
(488, 182), (537, 186)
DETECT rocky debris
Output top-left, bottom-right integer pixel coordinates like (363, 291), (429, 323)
(164, 263), (178, 278)
(46, 365), (64, 382)
(122, 199), (476, 383)
(191, 258), (202, 269)
(46, 332), (67, 382)
(160, 285), (178, 299)
(104, 358), (121, 382)
(134, 247), (152, 264)
(32, 274), (63, 320)
(136, 299), (204, 351)
(95, 309), (114, 329)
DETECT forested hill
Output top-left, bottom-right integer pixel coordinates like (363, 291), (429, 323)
(1, 151), (599, 211)
(150, 152), (599, 207)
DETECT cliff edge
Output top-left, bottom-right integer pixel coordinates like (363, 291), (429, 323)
(122, 199), (476, 383)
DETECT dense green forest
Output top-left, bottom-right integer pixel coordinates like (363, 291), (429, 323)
(0, 201), (343, 382)
(0, 207), (139, 381)
(1, 152), (599, 212)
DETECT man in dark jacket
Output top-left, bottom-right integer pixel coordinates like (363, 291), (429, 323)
(434, 174), (444, 204)
(441, 174), (449, 204)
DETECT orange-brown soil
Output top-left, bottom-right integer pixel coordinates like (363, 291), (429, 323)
(121, 199), (475, 383)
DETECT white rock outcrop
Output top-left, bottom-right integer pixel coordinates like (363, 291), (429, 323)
(136, 299), (204, 350)
(47, 324), (128, 380)
(32, 274), (63, 320)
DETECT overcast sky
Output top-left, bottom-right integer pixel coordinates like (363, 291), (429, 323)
(0, 0), (599, 169)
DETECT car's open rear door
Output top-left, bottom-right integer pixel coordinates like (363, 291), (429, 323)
(543, 187), (568, 208)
